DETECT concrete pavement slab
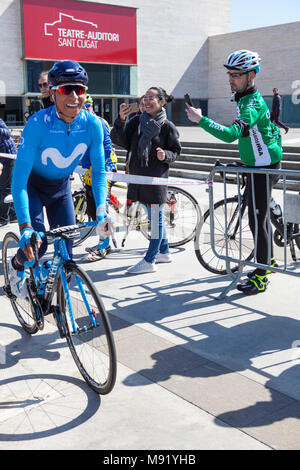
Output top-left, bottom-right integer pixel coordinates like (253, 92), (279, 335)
(1, 147), (300, 449)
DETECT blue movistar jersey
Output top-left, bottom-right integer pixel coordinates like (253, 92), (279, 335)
(12, 105), (107, 225)
(81, 116), (112, 170)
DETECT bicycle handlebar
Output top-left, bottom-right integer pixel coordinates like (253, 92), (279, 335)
(213, 159), (247, 187)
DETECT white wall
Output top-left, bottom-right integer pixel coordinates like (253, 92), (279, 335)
(0, 0), (23, 97)
(0, 0), (231, 99)
(208, 22), (300, 124)
(94, 0), (231, 98)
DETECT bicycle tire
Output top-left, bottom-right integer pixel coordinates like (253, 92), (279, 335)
(72, 190), (95, 247)
(195, 196), (254, 275)
(139, 186), (201, 248)
(57, 263), (117, 394)
(2, 232), (39, 334)
(293, 224), (300, 252)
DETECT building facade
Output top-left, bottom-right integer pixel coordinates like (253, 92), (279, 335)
(208, 21), (300, 126)
(0, 0), (299, 127)
(0, 0), (230, 126)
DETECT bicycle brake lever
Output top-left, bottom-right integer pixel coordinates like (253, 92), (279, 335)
(30, 232), (39, 264)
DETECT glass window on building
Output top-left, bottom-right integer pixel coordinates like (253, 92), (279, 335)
(1, 97), (24, 126)
(264, 95), (300, 126)
(26, 60), (133, 96)
(171, 99), (207, 126)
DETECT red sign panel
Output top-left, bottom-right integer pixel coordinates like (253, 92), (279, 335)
(22, 0), (137, 65)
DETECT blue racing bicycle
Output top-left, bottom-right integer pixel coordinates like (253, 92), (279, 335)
(2, 222), (117, 394)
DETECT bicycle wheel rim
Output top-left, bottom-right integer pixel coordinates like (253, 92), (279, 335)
(2, 232), (38, 334)
(58, 264), (117, 394)
(139, 187), (200, 248)
(195, 197), (254, 275)
(164, 187), (200, 247)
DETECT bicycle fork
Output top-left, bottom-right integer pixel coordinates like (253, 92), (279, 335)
(60, 269), (98, 336)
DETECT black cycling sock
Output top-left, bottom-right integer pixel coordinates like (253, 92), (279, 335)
(252, 268), (266, 277)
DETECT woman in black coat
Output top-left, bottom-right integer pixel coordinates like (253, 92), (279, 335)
(111, 87), (181, 274)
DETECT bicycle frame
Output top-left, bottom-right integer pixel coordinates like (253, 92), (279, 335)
(27, 222), (99, 334)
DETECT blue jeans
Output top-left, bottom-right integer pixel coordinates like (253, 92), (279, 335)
(144, 204), (169, 264)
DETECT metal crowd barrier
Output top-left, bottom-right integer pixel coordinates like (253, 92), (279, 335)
(207, 165), (300, 299)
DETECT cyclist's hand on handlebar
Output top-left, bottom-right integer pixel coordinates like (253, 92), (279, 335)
(96, 212), (115, 239)
(19, 228), (43, 262)
(185, 105), (203, 123)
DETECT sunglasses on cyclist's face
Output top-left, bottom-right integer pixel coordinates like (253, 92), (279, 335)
(52, 84), (87, 96)
(84, 103), (92, 109)
(38, 82), (48, 89)
(227, 71), (248, 79)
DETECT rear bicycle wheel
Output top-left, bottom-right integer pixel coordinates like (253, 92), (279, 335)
(72, 189), (95, 247)
(165, 186), (201, 247)
(195, 196), (254, 275)
(58, 263), (117, 394)
(2, 232), (39, 334)
(139, 186), (201, 248)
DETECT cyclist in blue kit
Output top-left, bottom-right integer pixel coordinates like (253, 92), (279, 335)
(9, 60), (108, 298)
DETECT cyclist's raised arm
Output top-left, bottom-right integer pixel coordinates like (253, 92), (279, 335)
(88, 116), (107, 216)
(187, 101), (260, 143)
(11, 117), (41, 227)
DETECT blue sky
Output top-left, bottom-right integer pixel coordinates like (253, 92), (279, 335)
(230, 0), (300, 32)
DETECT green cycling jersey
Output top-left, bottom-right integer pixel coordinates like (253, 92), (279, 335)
(198, 88), (283, 167)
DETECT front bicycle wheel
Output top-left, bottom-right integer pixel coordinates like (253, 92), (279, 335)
(139, 186), (201, 248)
(72, 189), (95, 247)
(195, 196), (254, 275)
(2, 232), (39, 334)
(58, 263), (117, 394)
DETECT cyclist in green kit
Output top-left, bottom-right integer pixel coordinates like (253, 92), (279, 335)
(186, 50), (283, 295)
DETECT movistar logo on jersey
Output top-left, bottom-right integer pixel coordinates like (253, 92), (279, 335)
(41, 143), (87, 168)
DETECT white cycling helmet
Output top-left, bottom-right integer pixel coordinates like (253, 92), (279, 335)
(224, 50), (261, 73)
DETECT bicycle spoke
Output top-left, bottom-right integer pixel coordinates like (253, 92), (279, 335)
(59, 264), (116, 394)
(2, 232), (38, 334)
(195, 197), (254, 274)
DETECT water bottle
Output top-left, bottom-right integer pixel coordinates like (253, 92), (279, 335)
(270, 198), (282, 217)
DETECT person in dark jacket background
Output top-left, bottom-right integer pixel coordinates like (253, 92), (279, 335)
(38, 71), (53, 109)
(111, 86), (181, 274)
(271, 88), (289, 134)
(0, 118), (17, 225)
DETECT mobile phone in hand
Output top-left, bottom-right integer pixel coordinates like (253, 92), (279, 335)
(128, 102), (139, 113)
(184, 93), (194, 107)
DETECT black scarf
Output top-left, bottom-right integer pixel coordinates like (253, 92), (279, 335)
(138, 109), (167, 167)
